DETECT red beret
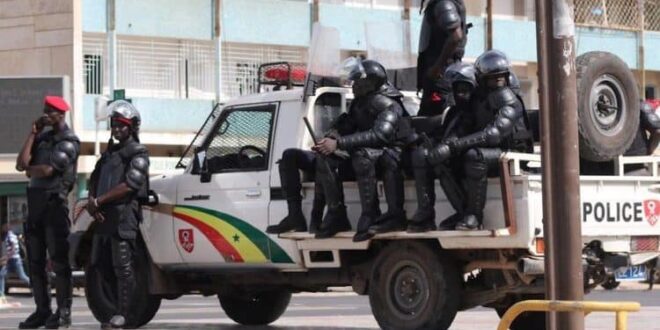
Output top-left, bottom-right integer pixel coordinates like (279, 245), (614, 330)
(44, 96), (69, 112)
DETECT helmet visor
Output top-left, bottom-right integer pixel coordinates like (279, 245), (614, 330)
(337, 57), (366, 86)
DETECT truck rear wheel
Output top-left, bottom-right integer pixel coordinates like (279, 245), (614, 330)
(368, 241), (461, 330)
(576, 51), (639, 162)
(218, 288), (291, 325)
(85, 239), (161, 328)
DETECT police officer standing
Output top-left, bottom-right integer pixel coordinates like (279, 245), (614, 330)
(417, 0), (468, 116)
(15, 96), (80, 329)
(426, 50), (532, 230)
(86, 101), (149, 329)
(315, 58), (409, 242)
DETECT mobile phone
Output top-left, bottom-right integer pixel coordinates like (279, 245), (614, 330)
(35, 116), (48, 130)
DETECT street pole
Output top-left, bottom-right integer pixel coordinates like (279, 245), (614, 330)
(486, 0), (493, 50)
(214, 0), (222, 104)
(107, 0), (116, 96)
(638, 0), (645, 95)
(542, 0), (585, 329)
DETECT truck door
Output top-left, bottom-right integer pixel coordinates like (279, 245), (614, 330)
(174, 103), (291, 266)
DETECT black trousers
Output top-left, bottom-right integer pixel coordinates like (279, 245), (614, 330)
(90, 234), (136, 319)
(25, 188), (72, 313)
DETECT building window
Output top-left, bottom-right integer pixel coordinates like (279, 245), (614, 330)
(84, 54), (103, 95)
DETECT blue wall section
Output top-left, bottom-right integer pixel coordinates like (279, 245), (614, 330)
(83, 0), (106, 33)
(493, 19), (537, 62)
(645, 32), (660, 70)
(319, 4), (401, 50)
(83, 0), (212, 40)
(83, 95), (213, 132)
(576, 27), (639, 69)
(222, 0), (310, 46)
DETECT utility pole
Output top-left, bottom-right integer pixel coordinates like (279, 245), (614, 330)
(107, 0), (116, 96)
(214, 0), (222, 103)
(537, 0), (585, 329)
(486, 0), (493, 50)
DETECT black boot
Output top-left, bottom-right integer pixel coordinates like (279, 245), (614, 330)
(315, 206), (351, 238)
(409, 165), (437, 233)
(371, 158), (407, 235)
(438, 213), (462, 231)
(266, 199), (307, 234)
(435, 164), (468, 231)
(19, 311), (52, 329)
(309, 183), (325, 234)
(456, 214), (482, 230)
(459, 153), (488, 231)
(45, 307), (71, 329)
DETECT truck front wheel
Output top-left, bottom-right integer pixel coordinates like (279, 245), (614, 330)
(218, 288), (291, 325)
(368, 241), (461, 330)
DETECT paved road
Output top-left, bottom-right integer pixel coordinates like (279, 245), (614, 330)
(1, 285), (659, 329)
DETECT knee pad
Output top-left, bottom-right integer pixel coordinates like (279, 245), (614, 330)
(463, 149), (487, 179)
(352, 154), (374, 177)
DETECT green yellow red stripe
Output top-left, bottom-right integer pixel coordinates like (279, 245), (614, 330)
(173, 205), (293, 263)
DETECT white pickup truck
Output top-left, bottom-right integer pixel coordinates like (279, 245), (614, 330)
(69, 54), (660, 330)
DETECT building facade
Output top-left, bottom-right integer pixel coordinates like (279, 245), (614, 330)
(0, 0), (659, 228)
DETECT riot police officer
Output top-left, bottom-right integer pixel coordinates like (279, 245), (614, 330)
(86, 101), (149, 329)
(410, 62), (477, 232)
(315, 58), (409, 242)
(417, 0), (468, 116)
(15, 96), (79, 329)
(266, 149), (326, 234)
(426, 50), (532, 230)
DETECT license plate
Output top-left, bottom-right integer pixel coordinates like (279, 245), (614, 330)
(614, 264), (647, 281)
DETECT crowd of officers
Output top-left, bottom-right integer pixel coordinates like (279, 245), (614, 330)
(267, 0), (532, 241)
(8, 0), (660, 329)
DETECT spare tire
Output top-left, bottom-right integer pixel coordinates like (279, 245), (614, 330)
(577, 51), (639, 161)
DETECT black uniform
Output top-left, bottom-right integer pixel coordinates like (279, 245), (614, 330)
(275, 149), (326, 233)
(417, 0), (468, 116)
(88, 137), (149, 324)
(25, 125), (79, 320)
(433, 86), (531, 229)
(333, 84), (409, 241)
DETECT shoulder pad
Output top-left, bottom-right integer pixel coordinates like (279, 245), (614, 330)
(51, 141), (78, 172)
(433, 0), (461, 30)
(119, 141), (148, 159)
(487, 87), (518, 110)
(370, 94), (403, 116)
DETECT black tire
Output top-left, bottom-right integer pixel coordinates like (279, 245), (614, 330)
(576, 51), (640, 162)
(85, 239), (161, 328)
(368, 241), (461, 330)
(218, 288), (291, 325)
(495, 294), (546, 330)
(600, 275), (620, 290)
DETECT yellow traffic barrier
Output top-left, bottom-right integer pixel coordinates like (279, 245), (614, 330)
(497, 300), (641, 330)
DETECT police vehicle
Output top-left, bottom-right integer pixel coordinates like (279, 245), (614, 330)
(69, 51), (660, 330)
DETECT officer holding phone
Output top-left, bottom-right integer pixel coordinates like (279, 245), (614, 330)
(15, 96), (80, 329)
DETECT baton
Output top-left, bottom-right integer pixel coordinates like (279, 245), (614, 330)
(303, 117), (319, 145)
(303, 116), (339, 191)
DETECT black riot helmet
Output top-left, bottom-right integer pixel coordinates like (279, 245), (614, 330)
(108, 100), (141, 140)
(475, 50), (511, 82)
(445, 62), (477, 89)
(339, 57), (388, 97)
